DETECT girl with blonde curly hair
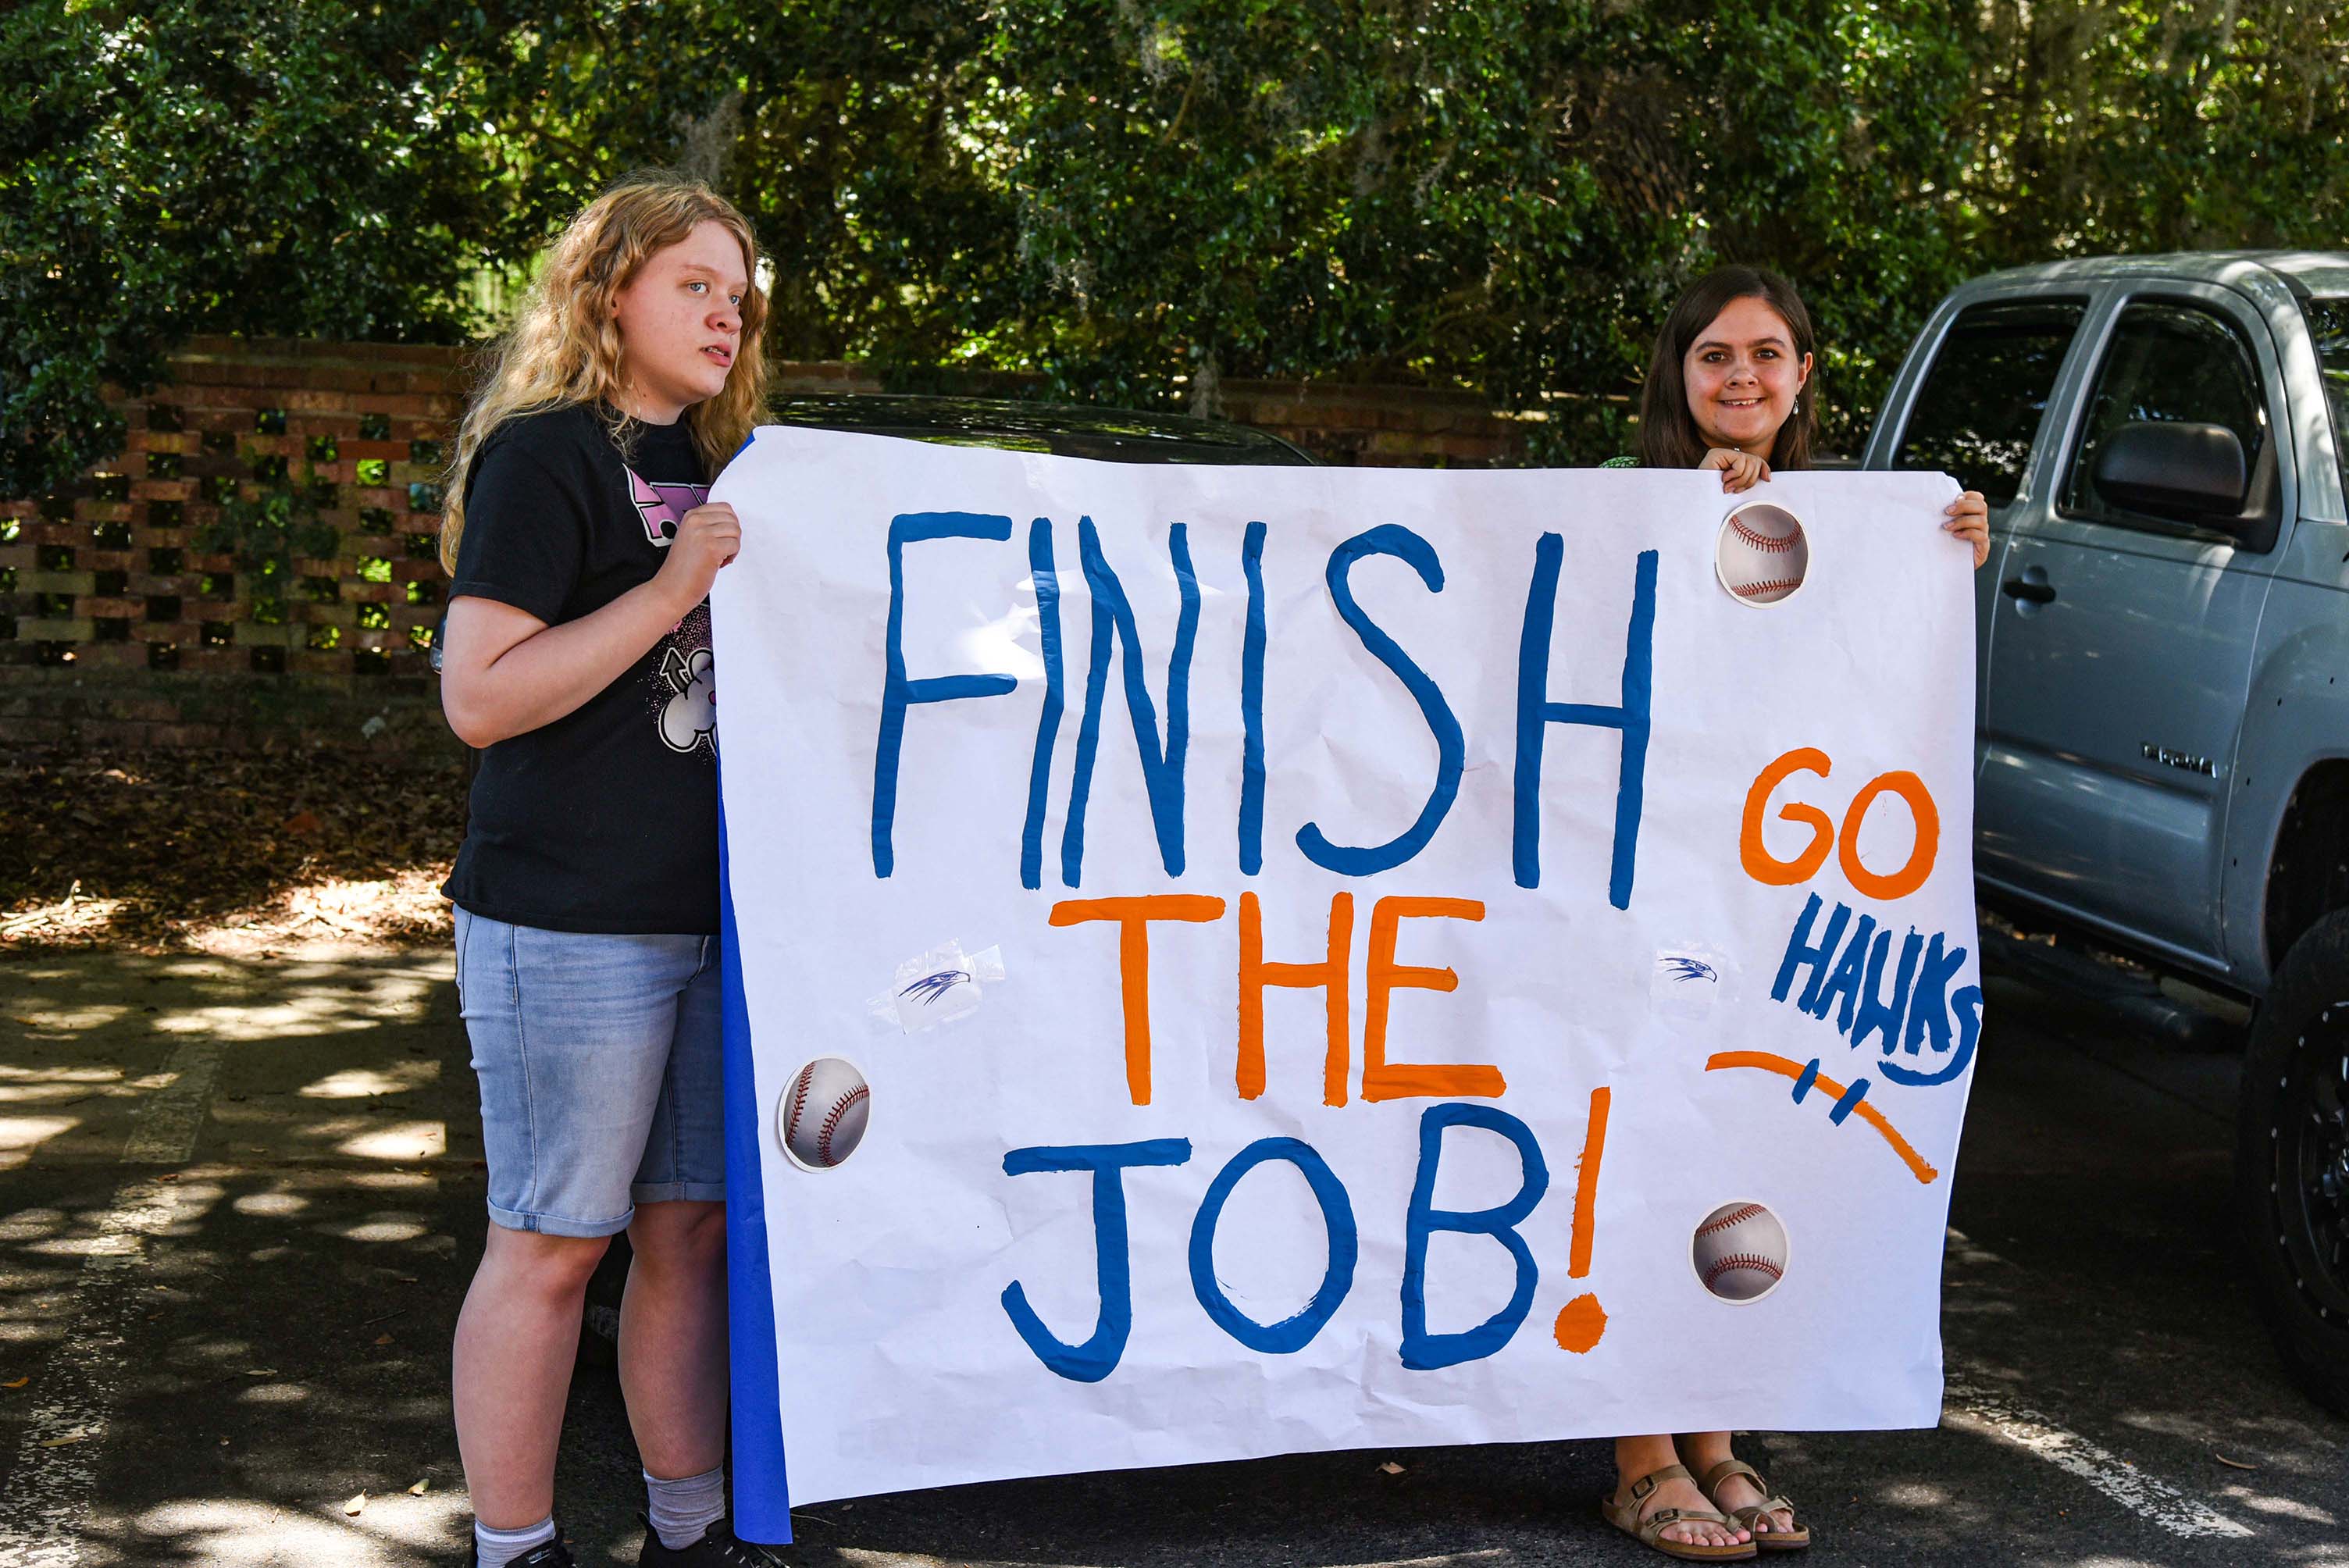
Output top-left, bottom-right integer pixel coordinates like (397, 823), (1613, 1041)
(436, 173), (780, 1568)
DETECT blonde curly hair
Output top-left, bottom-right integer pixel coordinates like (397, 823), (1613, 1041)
(439, 174), (770, 572)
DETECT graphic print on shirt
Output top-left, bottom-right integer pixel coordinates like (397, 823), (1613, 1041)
(628, 465), (710, 548)
(655, 602), (717, 756)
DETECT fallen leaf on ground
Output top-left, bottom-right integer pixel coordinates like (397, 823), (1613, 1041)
(2, 1377), (27, 1388)
(2215, 1453), (2258, 1470)
(1378, 1461), (1406, 1475)
(0, 751), (464, 953)
(372, 1333), (394, 1345)
(408, 1479), (430, 1495)
(344, 1492), (366, 1516)
(41, 1431), (92, 1448)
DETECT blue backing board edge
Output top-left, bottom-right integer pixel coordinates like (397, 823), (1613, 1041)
(718, 773), (794, 1543)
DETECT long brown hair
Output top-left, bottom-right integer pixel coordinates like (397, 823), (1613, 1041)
(439, 173), (771, 572)
(1632, 265), (1818, 472)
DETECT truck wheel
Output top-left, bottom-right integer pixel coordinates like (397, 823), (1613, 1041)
(2237, 907), (2349, 1415)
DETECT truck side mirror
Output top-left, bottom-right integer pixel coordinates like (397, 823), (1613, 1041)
(2092, 419), (2247, 525)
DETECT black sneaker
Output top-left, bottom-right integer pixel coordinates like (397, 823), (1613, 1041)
(468, 1538), (576, 1568)
(637, 1517), (791, 1566)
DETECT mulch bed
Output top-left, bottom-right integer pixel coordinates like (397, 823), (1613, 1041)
(0, 750), (465, 953)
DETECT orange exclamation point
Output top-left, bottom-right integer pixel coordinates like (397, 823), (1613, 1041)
(1553, 1085), (1611, 1354)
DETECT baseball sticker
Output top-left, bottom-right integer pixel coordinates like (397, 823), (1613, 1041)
(1691, 1200), (1788, 1302)
(779, 1057), (872, 1171)
(1716, 502), (1809, 606)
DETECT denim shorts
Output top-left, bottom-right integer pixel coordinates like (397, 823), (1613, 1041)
(454, 909), (726, 1237)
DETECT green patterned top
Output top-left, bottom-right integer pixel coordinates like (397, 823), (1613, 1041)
(1602, 455), (1638, 469)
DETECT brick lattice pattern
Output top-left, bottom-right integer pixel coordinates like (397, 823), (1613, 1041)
(2, 339), (1534, 754)
(2, 338), (465, 753)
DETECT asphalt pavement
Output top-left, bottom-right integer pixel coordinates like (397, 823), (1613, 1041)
(1, 942), (2343, 1567)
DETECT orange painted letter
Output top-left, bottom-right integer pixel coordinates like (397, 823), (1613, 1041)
(1740, 747), (1834, 886)
(1361, 896), (1502, 1102)
(1050, 896), (1226, 1105)
(1839, 771), (1939, 900)
(1238, 892), (1354, 1106)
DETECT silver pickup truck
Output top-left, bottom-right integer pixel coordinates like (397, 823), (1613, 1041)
(1863, 252), (2349, 1412)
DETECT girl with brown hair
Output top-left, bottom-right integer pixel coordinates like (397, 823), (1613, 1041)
(1599, 266), (1987, 1560)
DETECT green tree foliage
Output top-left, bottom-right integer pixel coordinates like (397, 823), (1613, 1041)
(0, 0), (492, 497)
(1519, 0), (2346, 450)
(7, 0), (2347, 487)
(980, 0), (1683, 444)
(469, 0), (2349, 454)
(453, 2), (1013, 365)
(454, 0), (1702, 451)
(1959, 2), (2349, 258)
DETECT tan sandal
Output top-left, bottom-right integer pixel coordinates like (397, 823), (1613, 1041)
(1698, 1459), (1811, 1552)
(1601, 1463), (1758, 1561)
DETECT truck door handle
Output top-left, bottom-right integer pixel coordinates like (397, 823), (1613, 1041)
(2001, 576), (2056, 604)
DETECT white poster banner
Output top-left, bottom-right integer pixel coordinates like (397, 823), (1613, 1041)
(710, 429), (1978, 1507)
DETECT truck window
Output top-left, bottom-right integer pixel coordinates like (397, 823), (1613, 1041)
(2306, 298), (2349, 503)
(1891, 298), (2086, 507)
(2058, 299), (2272, 532)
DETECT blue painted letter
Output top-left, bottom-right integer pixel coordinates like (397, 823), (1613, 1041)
(1000, 1139), (1192, 1382)
(1881, 984), (1982, 1088)
(1399, 1103), (1550, 1370)
(1188, 1137), (1358, 1353)
(1061, 520), (1200, 886)
(1512, 540), (1658, 905)
(1296, 526), (1464, 876)
(1901, 932), (1969, 1055)
(1771, 893), (1853, 1013)
(1240, 520), (1268, 877)
(874, 512), (1020, 878)
(1021, 519), (1067, 890)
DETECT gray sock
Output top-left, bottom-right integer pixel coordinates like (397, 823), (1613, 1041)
(645, 1465), (726, 1551)
(474, 1515), (557, 1568)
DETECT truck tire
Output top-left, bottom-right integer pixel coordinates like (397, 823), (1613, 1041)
(2237, 907), (2349, 1415)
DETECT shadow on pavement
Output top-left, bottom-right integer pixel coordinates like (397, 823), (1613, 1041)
(0, 946), (479, 1565)
(2, 945), (2346, 1567)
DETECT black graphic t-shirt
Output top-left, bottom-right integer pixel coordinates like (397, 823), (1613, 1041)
(442, 403), (720, 934)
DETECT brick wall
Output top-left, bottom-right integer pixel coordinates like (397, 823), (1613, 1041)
(1, 339), (467, 755)
(0, 339), (1534, 754)
(1217, 381), (1530, 468)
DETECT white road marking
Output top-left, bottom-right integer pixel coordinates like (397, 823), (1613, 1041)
(0, 1039), (219, 1565)
(827, 1554), (1508, 1568)
(0, 1178), (184, 1567)
(122, 1038), (222, 1164)
(1943, 1378), (2255, 1539)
